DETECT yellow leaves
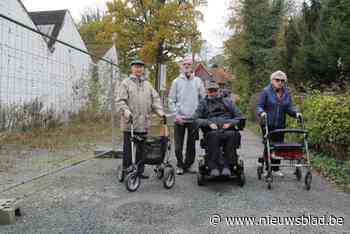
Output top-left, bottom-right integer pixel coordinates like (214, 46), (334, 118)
(140, 41), (159, 64)
(99, 0), (202, 72)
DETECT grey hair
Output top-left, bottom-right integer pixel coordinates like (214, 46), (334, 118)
(270, 70), (287, 81)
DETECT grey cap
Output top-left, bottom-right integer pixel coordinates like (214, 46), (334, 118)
(130, 60), (145, 66)
(206, 81), (219, 90)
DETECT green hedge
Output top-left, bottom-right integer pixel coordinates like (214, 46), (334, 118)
(298, 92), (350, 160)
(247, 90), (350, 160)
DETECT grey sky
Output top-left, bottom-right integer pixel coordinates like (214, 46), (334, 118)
(21, 0), (230, 58)
(21, 0), (305, 58)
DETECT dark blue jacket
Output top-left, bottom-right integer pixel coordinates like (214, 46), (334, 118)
(193, 96), (242, 128)
(256, 84), (297, 129)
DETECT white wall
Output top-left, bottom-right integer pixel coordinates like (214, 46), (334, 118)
(0, 0), (49, 108)
(0, 0), (92, 116)
(97, 45), (121, 111)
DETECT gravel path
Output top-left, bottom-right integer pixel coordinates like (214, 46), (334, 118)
(1, 130), (349, 234)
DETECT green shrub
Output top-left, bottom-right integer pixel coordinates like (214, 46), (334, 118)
(299, 92), (350, 160)
(312, 153), (350, 189)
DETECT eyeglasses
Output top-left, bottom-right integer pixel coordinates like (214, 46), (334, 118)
(274, 79), (286, 83)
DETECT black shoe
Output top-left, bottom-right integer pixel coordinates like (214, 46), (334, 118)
(139, 174), (149, 179)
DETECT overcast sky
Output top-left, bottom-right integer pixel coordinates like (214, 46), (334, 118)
(21, 0), (231, 58)
(21, 0), (303, 58)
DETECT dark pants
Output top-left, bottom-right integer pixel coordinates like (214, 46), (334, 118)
(261, 126), (284, 171)
(174, 122), (196, 169)
(123, 131), (147, 174)
(206, 130), (240, 170)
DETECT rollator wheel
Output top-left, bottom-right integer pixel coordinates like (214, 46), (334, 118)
(305, 171), (312, 190)
(257, 166), (263, 180)
(125, 172), (140, 192)
(197, 173), (205, 186)
(163, 166), (175, 189)
(155, 166), (164, 179)
(295, 167), (302, 181)
(238, 172), (246, 187)
(266, 176), (273, 190)
(117, 164), (124, 183)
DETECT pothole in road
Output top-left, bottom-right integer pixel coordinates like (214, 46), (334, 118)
(113, 201), (180, 225)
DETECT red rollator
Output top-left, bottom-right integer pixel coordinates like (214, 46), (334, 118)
(258, 115), (312, 190)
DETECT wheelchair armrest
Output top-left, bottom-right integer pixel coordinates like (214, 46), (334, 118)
(236, 117), (246, 131)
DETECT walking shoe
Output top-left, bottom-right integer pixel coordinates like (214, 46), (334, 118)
(176, 167), (184, 175)
(273, 170), (284, 177)
(185, 165), (197, 174)
(209, 168), (220, 177)
(221, 167), (231, 176)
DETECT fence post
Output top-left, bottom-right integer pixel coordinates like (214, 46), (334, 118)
(110, 60), (116, 151)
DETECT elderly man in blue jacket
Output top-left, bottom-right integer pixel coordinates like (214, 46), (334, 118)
(256, 70), (302, 177)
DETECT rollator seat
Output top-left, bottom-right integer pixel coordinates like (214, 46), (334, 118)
(271, 143), (303, 151)
(270, 143), (304, 159)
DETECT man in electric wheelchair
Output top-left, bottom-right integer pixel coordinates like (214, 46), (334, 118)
(193, 82), (245, 181)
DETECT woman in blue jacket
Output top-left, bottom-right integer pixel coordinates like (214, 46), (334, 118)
(256, 70), (301, 177)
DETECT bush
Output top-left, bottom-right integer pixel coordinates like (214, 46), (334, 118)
(312, 153), (350, 190)
(299, 92), (350, 160)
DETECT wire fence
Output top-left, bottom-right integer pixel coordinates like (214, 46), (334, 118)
(0, 9), (122, 194)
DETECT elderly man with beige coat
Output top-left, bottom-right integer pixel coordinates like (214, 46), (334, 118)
(115, 59), (165, 179)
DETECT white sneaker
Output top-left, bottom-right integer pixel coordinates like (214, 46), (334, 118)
(176, 167), (184, 175)
(273, 171), (284, 177)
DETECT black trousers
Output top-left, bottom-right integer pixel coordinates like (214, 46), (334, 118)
(174, 122), (196, 169)
(123, 131), (147, 174)
(261, 126), (284, 171)
(206, 130), (239, 170)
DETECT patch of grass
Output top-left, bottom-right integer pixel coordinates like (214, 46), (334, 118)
(311, 153), (350, 192)
(0, 120), (120, 151)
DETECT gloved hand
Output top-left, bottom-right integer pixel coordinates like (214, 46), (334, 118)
(260, 112), (267, 118)
(296, 112), (302, 119)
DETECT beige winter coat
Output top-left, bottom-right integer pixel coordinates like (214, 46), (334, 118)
(115, 75), (164, 132)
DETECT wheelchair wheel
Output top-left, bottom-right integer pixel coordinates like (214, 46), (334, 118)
(117, 164), (124, 183)
(197, 173), (205, 186)
(257, 165), (263, 180)
(295, 167), (302, 181)
(305, 171), (312, 191)
(163, 166), (175, 189)
(125, 172), (140, 192)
